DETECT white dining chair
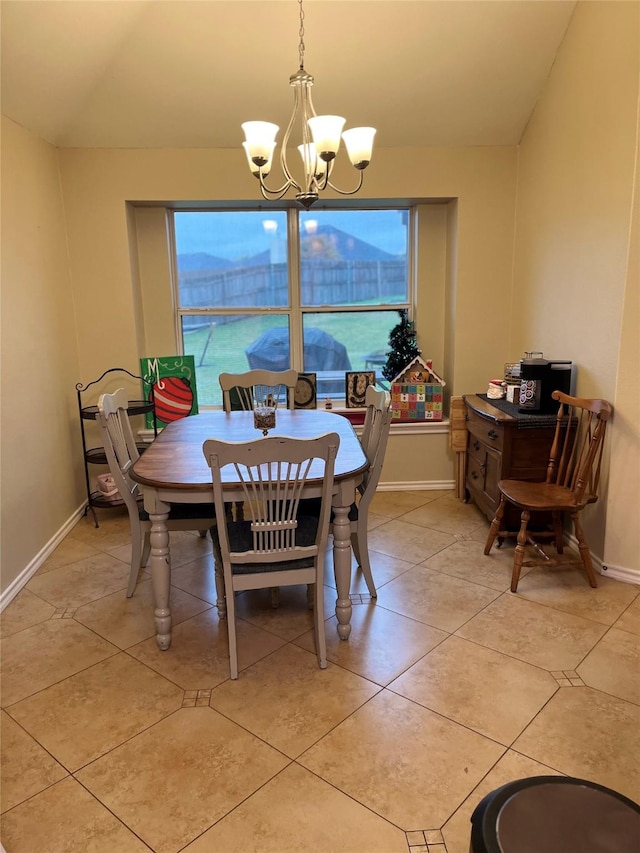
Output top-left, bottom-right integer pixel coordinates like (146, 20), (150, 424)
(203, 432), (339, 679)
(348, 386), (392, 596)
(219, 368), (298, 412)
(298, 385), (391, 597)
(97, 388), (218, 598)
(219, 368), (299, 534)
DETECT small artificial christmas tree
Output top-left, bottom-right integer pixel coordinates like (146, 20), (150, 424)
(382, 310), (421, 381)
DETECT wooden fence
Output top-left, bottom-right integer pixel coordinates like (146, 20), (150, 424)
(179, 259), (407, 316)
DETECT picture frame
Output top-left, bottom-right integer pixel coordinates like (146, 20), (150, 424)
(294, 372), (317, 409)
(345, 371), (376, 408)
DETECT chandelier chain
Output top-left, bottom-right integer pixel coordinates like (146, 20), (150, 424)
(298, 0), (305, 70)
(241, 0), (375, 207)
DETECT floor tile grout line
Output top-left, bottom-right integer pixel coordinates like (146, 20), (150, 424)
(289, 759), (416, 848)
(3, 493), (638, 850)
(380, 685), (516, 752)
(447, 630), (585, 679)
(70, 772), (154, 851)
(510, 588), (636, 630)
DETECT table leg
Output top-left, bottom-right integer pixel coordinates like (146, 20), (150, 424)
(331, 503), (352, 640)
(148, 504), (172, 650)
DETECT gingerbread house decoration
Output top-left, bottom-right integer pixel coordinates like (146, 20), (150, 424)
(390, 356), (446, 421)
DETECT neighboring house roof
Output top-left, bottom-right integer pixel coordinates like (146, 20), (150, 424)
(177, 252), (234, 271)
(178, 223), (399, 272)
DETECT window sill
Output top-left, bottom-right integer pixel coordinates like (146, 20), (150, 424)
(330, 408), (449, 435)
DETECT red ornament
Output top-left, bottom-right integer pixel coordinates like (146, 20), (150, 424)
(153, 376), (194, 423)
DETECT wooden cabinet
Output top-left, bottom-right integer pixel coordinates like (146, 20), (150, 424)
(463, 394), (557, 529)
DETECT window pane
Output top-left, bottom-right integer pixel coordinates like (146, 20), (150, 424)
(181, 314), (289, 406)
(300, 210), (408, 307)
(174, 211), (289, 308)
(302, 311), (399, 399)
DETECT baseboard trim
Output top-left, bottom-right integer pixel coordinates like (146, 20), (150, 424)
(0, 502), (87, 613)
(599, 561), (640, 585)
(378, 480), (456, 491)
(0, 484), (455, 608)
(564, 532), (639, 587)
(6, 494), (634, 614)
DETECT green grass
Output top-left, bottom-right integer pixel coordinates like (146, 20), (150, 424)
(183, 312), (396, 406)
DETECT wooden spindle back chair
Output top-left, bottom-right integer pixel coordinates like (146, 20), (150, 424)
(218, 369), (298, 412)
(97, 389), (216, 597)
(484, 390), (613, 591)
(203, 433), (339, 679)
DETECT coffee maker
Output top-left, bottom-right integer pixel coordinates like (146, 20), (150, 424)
(518, 352), (573, 414)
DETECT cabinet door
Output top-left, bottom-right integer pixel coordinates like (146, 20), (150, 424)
(467, 436), (502, 520)
(507, 428), (556, 480)
(466, 410), (504, 452)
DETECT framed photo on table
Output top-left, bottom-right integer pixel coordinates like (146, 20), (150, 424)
(345, 371), (375, 408)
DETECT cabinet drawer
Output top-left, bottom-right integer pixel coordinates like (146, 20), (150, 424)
(468, 434), (488, 463)
(467, 455), (486, 490)
(466, 408), (504, 452)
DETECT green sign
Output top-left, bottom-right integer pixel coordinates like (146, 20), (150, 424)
(140, 355), (199, 429)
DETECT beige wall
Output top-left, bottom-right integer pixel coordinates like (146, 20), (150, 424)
(511, 0), (639, 573)
(53, 145), (517, 504)
(1, 117), (82, 592)
(56, 145), (518, 394)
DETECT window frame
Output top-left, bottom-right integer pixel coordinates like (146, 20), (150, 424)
(169, 205), (417, 407)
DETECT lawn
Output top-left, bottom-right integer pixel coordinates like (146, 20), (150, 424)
(183, 311), (397, 406)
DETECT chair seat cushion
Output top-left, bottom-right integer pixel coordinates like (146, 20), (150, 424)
(498, 480), (582, 512)
(139, 502), (216, 522)
(298, 497), (358, 523)
(214, 514), (320, 574)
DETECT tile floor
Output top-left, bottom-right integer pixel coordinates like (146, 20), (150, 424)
(1, 490), (639, 852)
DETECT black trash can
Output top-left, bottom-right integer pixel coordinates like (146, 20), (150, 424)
(469, 776), (640, 853)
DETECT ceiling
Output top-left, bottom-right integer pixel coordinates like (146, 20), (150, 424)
(1, 0), (577, 150)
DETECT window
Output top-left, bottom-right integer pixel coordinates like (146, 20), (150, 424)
(173, 207), (412, 407)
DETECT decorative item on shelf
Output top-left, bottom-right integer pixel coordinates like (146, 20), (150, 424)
(504, 362), (521, 383)
(345, 371), (376, 408)
(486, 379), (507, 400)
(241, 0), (375, 209)
(96, 473), (121, 502)
(294, 372), (317, 409)
(390, 356), (446, 422)
(505, 384), (520, 404)
(381, 309), (421, 383)
(140, 355), (199, 429)
(503, 361), (522, 404)
(253, 405), (276, 435)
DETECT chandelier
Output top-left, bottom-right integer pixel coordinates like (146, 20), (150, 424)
(241, 0), (376, 209)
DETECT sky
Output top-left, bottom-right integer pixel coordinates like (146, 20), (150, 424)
(174, 209), (408, 261)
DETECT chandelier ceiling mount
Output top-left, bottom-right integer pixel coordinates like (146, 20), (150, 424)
(241, 0), (376, 209)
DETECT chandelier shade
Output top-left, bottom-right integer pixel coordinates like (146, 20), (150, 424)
(241, 0), (376, 208)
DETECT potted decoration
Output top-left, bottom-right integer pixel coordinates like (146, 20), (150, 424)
(381, 310), (421, 382)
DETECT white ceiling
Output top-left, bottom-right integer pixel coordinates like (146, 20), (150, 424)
(1, 0), (577, 150)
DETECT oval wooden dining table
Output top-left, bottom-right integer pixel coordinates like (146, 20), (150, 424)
(131, 409), (369, 651)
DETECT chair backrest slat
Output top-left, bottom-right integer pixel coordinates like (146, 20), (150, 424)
(97, 388), (142, 512)
(358, 386), (392, 504)
(546, 390), (612, 506)
(203, 433), (340, 566)
(219, 369), (298, 412)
